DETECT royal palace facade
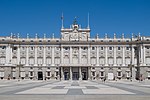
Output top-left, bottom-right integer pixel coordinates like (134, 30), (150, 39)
(0, 20), (150, 81)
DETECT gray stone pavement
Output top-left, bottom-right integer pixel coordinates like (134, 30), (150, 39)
(0, 79), (150, 100)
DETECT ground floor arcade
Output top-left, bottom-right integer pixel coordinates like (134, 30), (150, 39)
(0, 65), (150, 81)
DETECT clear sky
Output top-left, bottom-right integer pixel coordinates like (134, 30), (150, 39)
(0, 0), (150, 38)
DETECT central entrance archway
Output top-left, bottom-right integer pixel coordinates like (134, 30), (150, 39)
(38, 72), (43, 80)
(72, 67), (79, 80)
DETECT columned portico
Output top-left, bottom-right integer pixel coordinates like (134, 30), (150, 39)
(60, 66), (90, 80)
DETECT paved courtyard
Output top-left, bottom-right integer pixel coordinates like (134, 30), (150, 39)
(0, 80), (150, 100)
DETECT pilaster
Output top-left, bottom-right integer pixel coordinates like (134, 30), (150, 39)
(34, 46), (38, 66)
(105, 46), (108, 66)
(43, 46), (46, 66)
(122, 46), (125, 66)
(113, 46), (117, 66)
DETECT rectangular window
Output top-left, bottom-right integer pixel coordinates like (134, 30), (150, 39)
(101, 72), (104, 76)
(101, 47), (103, 50)
(31, 47), (34, 50)
(92, 47), (95, 50)
(92, 72), (95, 76)
(118, 72), (121, 76)
(30, 72), (33, 76)
(39, 47), (42, 50)
(126, 47), (129, 50)
(118, 47), (121, 50)
(109, 47), (112, 50)
(47, 72), (50, 76)
(56, 72), (58, 76)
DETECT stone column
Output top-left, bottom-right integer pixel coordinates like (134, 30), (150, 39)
(61, 47), (64, 64)
(10, 46), (13, 63)
(51, 46), (55, 66)
(17, 46), (20, 65)
(70, 67), (72, 80)
(122, 46), (125, 66)
(6, 44), (11, 65)
(43, 46), (46, 66)
(34, 46), (38, 66)
(25, 46), (29, 66)
(113, 46), (117, 66)
(61, 67), (64, 80)
(105, 46), (108, 66)
(131, 46), (135, 65)
(79, 47), (81, 64)
(88, 46), (90, 64)
(88, 67), (91, 80)
(70, 47), (72, 64)
(143, 45), (146, 66)
(96, 46), (99, 66)
(140, 45), (143, 65)
(79, 67), (82, 80)
(132, 66), (136, 80)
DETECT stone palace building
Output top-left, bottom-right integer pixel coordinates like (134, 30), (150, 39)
(0, 19), (150, 81)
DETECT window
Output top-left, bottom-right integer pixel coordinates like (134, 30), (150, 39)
(83, 47), (87, 50)
(92, 47), (95, 50)
(101, 47), (103, 50)
(126, 47), (129, 50)
(56, 72), (58, 76)
(39, 47), (42, 50)
(109, 47), (112, 50)
(31, 47), (34, 50)
(56, 47), (60, 50)
(109, 40), (112, 42)
(30, 72), (33, 76)
(2, 46), (6, 49)
(126, 40), (129, 42)
(101, 72), (104, 76)
(101, 40), (103, 42)
(118, 40), (121, 42)
(64, 47), (68, 50)
(92, 72), (95, 76)
(39, 40), (42, 42)
(22, 40), (25, 42)
(13, 47), (17, 50)
(30, 40), (33, 42)
(92, 40), (95, 42)
(56, 40), (59, 42)
(47, 40), (50, 42)
(118, 47), (121, 50)
(118, 72), (121, 76)
(47, 72), (50, 76)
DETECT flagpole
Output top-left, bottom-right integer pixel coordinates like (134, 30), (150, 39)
(61, 13), (64, 29)
(87, 12), (90, 29)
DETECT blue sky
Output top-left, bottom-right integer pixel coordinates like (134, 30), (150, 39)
(0, 0), (150, 38)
